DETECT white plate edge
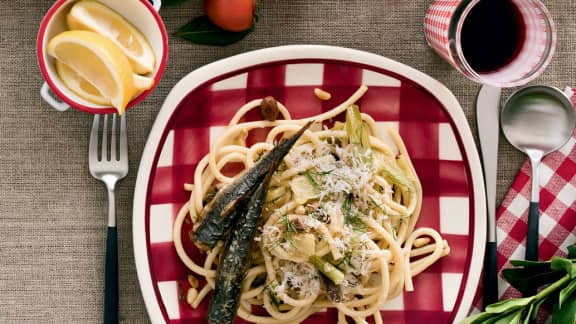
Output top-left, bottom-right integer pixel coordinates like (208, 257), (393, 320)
(132, 44), (487, 324)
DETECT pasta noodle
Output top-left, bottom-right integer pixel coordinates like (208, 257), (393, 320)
(173, 85), (450, 323)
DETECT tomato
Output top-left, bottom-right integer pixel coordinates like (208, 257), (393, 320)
(204, 0), (255, 32)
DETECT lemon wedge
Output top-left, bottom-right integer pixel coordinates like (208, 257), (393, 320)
(67, 0), (156, 74)
(132, 74), (155, 91)
(56, 60), (110, 105)
(47, 30), (135, 114)
(56, 60), (155, 106)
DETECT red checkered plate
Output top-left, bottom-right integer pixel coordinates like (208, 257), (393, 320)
(133, 45), (486, 324)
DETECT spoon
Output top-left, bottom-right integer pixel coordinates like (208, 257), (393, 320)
(501, 85), (576, 261)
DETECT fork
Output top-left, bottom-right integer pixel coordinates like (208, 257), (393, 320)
(89, 114), (128, 324)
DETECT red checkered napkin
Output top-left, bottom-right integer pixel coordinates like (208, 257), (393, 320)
(473, 89), (576, 314)
(496, 89), (576, 297)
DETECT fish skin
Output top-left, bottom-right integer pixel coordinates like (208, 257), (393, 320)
(193, 121), (313, 249)
(206, 163), (277, 324)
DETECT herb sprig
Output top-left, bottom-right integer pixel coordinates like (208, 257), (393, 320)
(342, 194), (367, 232)
(462, 244), (576, 324)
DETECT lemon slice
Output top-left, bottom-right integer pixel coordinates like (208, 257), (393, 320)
(67, 0), (156, 74)
(47, 30), (135, 114)
(56, 60), (155, 106)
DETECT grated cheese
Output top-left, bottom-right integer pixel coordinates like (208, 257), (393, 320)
(275, 261), (320, 298)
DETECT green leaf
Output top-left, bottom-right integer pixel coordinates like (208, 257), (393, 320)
(485, 296), (534, 314)
(552, 294), (576, 324)
(459, 311), (500, 324)
(559, 278), (576, 308)
(509, 259), (551, 268)
(502, 267), (564, 296)
(523, 303), (533, 324)
(175, 15), (254, 46)
(551, 257), (576, 278)
(530, 296), (548, 320)
(568, 244), (576, 259)
(161, 0), (188, 6)
(494, 309), (523, 324)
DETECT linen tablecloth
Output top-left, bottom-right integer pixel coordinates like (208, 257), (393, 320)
(1, 1), (575, 323)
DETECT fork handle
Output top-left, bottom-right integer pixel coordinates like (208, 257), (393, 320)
(105, 226), (118, 324)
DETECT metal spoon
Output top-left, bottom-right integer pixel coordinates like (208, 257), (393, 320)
(501, 85), (575, 261)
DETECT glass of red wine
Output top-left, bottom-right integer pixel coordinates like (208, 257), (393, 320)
(425, 0), (556, 87)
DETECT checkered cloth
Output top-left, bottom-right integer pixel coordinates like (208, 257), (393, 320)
(143, 60), (478, 323)
(472, 89), (576, 315)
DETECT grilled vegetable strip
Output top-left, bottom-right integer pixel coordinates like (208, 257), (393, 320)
(310, 255), (345, 285)
(193, 121), (313, 249)
(206, 168), (276, 324)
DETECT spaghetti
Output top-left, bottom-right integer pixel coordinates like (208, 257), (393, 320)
(173, 85), (450, 323)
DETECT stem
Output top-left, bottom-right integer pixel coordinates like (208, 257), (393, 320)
(533, 274), (571, 301)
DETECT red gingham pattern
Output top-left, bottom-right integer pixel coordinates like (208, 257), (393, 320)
(424, 0), (556, 87)
(471, 89), (576, 319)
(424, 0), (460, 64)
(144, 60), (478, 323)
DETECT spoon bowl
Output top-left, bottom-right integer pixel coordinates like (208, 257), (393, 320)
(501, 85), (575, 261)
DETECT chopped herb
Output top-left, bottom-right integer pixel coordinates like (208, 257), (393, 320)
(268, 214), (300, 250)
(265, 284), (281, 309)
(302, 170), (320, 193)
(313, 169), (335, 176)
(342, 194), (367, 232)
(369, 195), (385, 213)
(342, 194), (353, 217)
(335, 251), (355, 270)
(346, 215), (367, 233)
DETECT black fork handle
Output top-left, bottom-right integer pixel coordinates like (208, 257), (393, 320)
(104, 226), (118, 324)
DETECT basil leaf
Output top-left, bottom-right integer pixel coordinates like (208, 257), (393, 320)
(175, 15), (254, 46)
(559, 278), (576, 308)
(551, 257), (576, 278)
(568, 244), (576, 259)
(552, 294), (576, 324)
(485, 296), (534, 313)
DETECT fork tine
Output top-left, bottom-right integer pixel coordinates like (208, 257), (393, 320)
(110, 114), (117, 161)
(120, 114), (127, 162)
(89, 114), (100, 163)
(102, 114), (109, 161)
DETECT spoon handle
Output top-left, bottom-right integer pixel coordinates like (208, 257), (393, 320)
(525, 202), (539, 261)
(525, 159), (541, 261)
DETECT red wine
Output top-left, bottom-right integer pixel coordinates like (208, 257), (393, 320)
(460, 0), (525, 73)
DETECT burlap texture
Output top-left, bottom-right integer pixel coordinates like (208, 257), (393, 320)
(1, 1), (574, 323)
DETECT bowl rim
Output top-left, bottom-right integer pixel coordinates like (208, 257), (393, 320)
(36, 0), (169, 114)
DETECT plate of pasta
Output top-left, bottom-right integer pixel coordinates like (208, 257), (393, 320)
(133, 45), (486, 324)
